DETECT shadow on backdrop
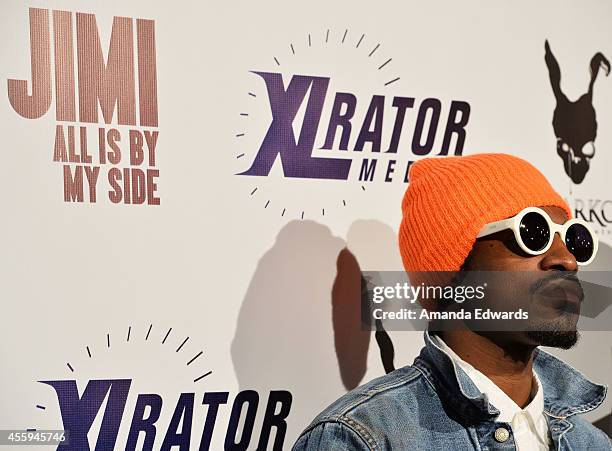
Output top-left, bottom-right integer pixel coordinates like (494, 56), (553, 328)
(231, 218), (405, 444)
(231, 220), (347, 443)
(332, 219), (405, 388)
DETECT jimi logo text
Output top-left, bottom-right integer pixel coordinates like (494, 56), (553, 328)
(7, 8), (160, 206)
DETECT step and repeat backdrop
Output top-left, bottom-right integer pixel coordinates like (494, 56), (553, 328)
(1, 0), (611, 449)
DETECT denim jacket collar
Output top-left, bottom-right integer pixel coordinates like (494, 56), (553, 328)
(533, 347), (607, 419)
(413, 331), (607, 422)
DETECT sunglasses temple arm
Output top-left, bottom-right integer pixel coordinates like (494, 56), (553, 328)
(476, 218), (514, 238)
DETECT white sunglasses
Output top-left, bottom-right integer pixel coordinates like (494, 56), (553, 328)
(477, 207), (598, 266)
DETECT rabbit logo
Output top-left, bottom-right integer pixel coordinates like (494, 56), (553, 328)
(544, 40), (610, 184)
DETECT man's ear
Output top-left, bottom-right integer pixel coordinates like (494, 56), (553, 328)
(459, 251), (474, 271)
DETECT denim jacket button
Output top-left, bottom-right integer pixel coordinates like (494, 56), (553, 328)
(494, 427), (510, 443)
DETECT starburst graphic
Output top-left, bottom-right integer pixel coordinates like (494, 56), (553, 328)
(34, 324), (213, 431)
(235, 29), (401, 220)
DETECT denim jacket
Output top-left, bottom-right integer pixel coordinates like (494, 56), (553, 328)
(293, 332), (611, 450)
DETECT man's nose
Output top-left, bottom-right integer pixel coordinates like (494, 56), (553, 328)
(539, 234), (578, 271)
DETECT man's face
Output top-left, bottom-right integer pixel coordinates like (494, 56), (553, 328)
(466, 205), (582, 349)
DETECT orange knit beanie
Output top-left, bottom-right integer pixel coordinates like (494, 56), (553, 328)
(398, 153), (571, 273)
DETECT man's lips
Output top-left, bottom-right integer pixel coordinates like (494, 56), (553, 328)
(531, 275), (584, 312)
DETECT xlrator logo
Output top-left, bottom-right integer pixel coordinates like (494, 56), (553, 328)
(34, 325), (292, 450)
(235, 29), (472, 219)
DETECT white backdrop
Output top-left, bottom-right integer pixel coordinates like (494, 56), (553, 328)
(1, 0), (610, 449)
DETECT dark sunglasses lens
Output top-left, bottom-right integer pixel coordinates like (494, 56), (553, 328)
(519, 212), (550, 252)
(565, 223), (594, 263)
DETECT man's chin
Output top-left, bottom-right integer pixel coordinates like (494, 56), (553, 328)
(525, 329), (579, 349)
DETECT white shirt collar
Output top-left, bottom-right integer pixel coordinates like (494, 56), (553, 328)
(431, 334), (549, 446)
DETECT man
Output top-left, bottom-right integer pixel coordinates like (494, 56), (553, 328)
(293, 153), (611, 450)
